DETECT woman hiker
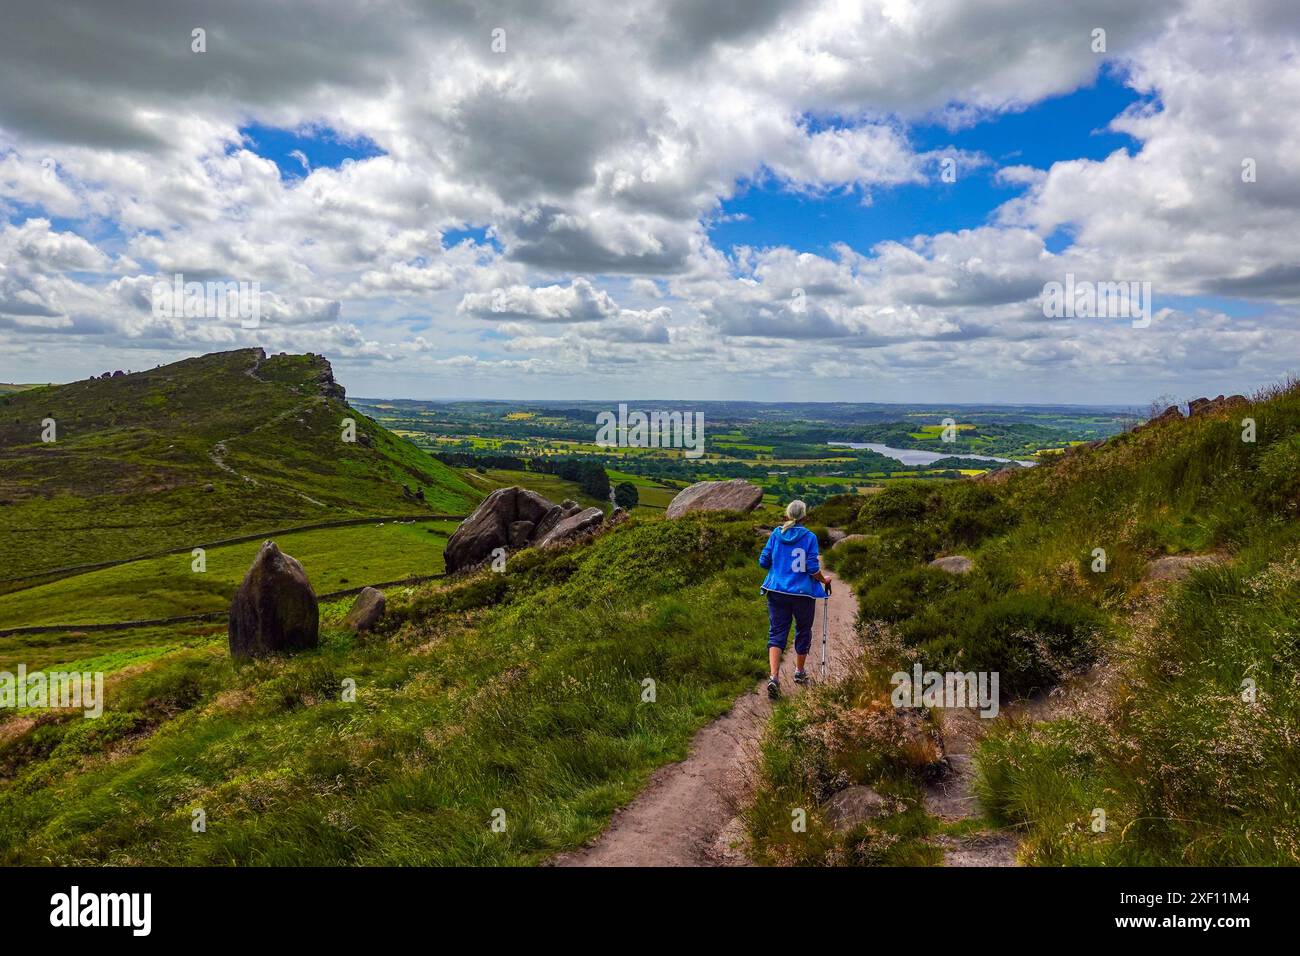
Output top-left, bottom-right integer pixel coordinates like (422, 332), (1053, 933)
(758, 499), (831, 699)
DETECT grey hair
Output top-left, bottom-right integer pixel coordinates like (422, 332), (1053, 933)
(781, 499), (807, 529)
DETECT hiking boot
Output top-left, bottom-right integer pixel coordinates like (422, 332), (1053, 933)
(794, 669), (809, 686)
(766, 677), (780, 699)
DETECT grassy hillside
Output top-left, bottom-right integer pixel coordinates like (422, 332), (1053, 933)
(748, 381), (1300, 865)
(0, 513), (768, 865)
(0, 520), (459, 629)
(0, 349), (480, 581)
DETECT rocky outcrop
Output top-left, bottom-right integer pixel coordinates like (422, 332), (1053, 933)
(343, 586), (386, 634)
(444, 486), (555, 572)
(665, 479), (764, 519)
(445, 487), (616, 571)
(1136, 404), (1184, 432)
(826, 528), (847, 545)
(1188, 394), (1249, 418)
(228, 541), (320, 659)
(309, 353), (346, 401)
(832, 534), (868, 549)
(1137, 395), (1249, 433)
(930, 555), (974, 575)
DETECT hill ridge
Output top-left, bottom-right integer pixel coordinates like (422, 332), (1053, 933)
(0, 348), (480, 579)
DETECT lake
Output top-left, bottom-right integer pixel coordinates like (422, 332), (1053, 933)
(827, 442), (1037, 468)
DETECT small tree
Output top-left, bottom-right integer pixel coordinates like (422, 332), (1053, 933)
(614, 481), (639, 509)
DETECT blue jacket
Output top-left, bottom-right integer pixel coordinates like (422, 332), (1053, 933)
(759, 524), (828, 599)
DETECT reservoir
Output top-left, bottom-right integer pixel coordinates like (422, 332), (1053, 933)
(828, 442), (1037, 468)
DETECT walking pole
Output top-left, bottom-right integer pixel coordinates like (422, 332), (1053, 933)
(820, 580), (831, 681)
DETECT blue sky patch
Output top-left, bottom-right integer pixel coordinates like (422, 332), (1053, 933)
(237, 123), (385, 179)
(442, 225), (499, 251)
(710, 70), (1152, 259)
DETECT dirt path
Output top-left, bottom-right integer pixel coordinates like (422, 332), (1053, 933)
(925, 707), (1020, 866)
(554, 580), (861, 867)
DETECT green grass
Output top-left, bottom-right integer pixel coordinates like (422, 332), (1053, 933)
(0, 521), (458, 629)
(0, 622), (220, 673)
(976, 530), (1300, 865)
(0, 513), (772, 865)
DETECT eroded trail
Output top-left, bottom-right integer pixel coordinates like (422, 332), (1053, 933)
(554, 581), (860, 867)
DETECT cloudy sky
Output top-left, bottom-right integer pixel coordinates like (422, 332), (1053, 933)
(1, 0), (1297, 403)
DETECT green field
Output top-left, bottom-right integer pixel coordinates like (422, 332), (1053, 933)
(0, 621), (220, 674)
(0, 520), (457, 629)
(604, 469), (680, 511)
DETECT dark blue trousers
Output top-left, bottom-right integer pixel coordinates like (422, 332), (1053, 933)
(766, 591), (816, 654)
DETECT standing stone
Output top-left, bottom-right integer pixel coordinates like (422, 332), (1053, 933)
(228, 541), (319, 659)
(344, 586), (386, 634)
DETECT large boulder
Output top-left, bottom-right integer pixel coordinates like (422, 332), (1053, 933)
(228, 541), (320, 660)
(444, 487), (615, 570)
(665, 479), (764, 519)
(538, 506), (605, 548)
(444, 486), (555, 572)
(343, 586), (385, 634)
